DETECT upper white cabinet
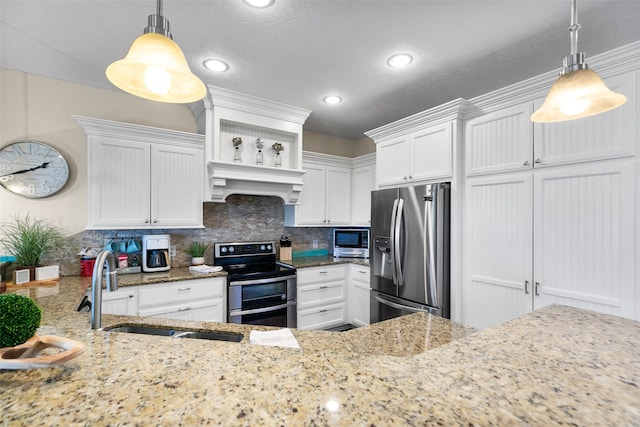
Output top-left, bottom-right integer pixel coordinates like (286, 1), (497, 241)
(350, 154), (376, 226)
(366, 99), (466, 188)
(74, 116), (204, 230)
(203, 85), (311, 204)
(285, 153), (351, 226)
(466, 72), (636, 177)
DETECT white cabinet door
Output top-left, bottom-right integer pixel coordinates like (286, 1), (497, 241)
(349, 265), (370, 327)
(465, 103), (533, 176)
(533, 162), (635, 318)
(465, 173), (533, 329)
(151, 144), (203, 228)
(295, 164), (327, 225)
(351, 164), (374, 226)
(376, 135), (411, 186)
(411, 122), (453, 182)
(533, 73), (636, 168)
(326, 166), (351, 225)
(297, 264), (347, 330)
(88, 138), (151, 228)
(102, 288), (138, 316)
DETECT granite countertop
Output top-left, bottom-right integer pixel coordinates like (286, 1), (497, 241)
(282, 256), (369, 269)
(2, 274), (640, 425)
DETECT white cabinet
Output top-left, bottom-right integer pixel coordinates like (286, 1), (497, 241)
(102, 287), (138, 316)
(285, 153), (351, 226)
(349, 264), (370, 327)
(466, 72), (636, 177)
(74, 116), (204, 230)
(465, 162), (636, 329)
(297, 264), (347, 330)
(138, 277), (226, 323)
(375, 121), (453, 187)
(350, 158), (375, 226)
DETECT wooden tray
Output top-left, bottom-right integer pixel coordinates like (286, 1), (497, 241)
(0, 335), (84, 370)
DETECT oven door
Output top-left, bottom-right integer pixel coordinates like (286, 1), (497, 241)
(228, 275), (297, 328)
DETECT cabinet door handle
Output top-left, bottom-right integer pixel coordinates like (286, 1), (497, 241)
(178, 287), (192, 292)
(535, 282), (540, 296)
(178, 307), (191, 312)
(524, 280), (529, 294)
(358, 270), (367, 274)
(319, 285), (328, 289)
(534, 158), (542, 164)
(153, 219), (158, 224)
(319, 271), (328, 275)
(144, 219), (150, 224)
(523, 161), (530, 166)
(128, 294), (134, 298)
(319, 309), (328, 313)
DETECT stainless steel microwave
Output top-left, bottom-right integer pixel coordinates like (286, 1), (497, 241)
(333, 229), (369, 258)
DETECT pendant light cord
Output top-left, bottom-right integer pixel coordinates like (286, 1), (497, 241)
(569, 0), (580, 57)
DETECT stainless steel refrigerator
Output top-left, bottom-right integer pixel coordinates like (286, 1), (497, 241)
(370, 182), (451, 322)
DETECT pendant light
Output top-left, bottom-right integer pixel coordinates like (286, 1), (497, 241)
(530, 0), (626, 123)
(106, 0), (206, 103)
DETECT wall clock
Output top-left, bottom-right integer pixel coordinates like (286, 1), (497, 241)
(0, 141), (70, 198)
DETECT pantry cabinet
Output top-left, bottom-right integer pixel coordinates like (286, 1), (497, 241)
(297, 264), (347, 330)
(74, 116), (204, 230)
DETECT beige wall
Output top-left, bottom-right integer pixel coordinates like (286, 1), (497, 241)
(0, 69), (197, 235)
(303, 130), (375, 157)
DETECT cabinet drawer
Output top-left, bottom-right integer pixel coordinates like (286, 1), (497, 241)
(138, 278), (224, 307)
(298, 281), (345, 308)
(350, 266), (370, 285)
(297, 303), (346, 330)
(297, 265), (346, 285)
(138, 298), (224, 323)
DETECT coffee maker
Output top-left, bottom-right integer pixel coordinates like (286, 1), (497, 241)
(142, 234), (171, 272)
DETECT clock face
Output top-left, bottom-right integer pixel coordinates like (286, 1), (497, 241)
(0, 141), (70, 199)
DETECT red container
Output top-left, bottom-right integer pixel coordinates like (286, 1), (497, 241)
(80, 258), (96, 277)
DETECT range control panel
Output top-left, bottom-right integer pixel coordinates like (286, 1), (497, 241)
(214, 241), (275, 258)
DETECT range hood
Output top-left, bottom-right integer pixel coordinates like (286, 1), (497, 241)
(202, 86), (311, 204)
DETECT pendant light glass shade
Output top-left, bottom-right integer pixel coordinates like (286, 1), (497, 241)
(106, 0), (206, 104)
(107, 33), (206, 103)
(530, 0), (626, 123)
(530, 68), (627, 122)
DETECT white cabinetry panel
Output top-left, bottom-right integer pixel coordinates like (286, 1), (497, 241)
(326, 166), (351, 225)
(533, 162), (635, 318)
(466, 174), (533, 329)
(296, 264), (347, 330)
(351, 163), (375, 226)
(295, 164), (326, 225)
(349, 265), (370, 327)
(102, 288), (139, 316)
(466, 103), (533, 176)
(411, 122), (452, 182)
(377, 135), (412, 186)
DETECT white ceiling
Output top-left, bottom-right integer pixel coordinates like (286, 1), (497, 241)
(1, 1), (639, 140)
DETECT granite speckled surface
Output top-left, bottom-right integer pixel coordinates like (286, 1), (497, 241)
(2, 271), (639, 426)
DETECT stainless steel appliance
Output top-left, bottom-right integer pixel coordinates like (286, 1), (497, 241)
(333, 228), (369, 258)
(213, 241), (297, 328)
(370, 182), (451, 322)
(142, 234), (171, 272)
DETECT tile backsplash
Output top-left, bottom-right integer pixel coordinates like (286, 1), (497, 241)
(44, 195), (333, 276)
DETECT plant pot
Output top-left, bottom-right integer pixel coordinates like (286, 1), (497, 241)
(191, 257), (205, 266)
(13, 265), (41, 283)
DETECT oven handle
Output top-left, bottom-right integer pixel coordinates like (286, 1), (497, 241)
(228, 301), (296, 317)
(229, 275), (297, 287)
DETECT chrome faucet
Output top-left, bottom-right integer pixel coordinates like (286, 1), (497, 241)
(90, 250), (119, 329)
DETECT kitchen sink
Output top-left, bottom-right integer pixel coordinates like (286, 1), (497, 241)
(104, 324), (244, 342)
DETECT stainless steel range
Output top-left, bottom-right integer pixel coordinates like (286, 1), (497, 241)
(213, 241), (297, 328)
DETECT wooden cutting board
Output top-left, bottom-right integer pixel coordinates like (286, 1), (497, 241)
(0, 335), (85, 369)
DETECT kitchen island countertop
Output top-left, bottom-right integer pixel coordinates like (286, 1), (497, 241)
(1, 275), (639, 426)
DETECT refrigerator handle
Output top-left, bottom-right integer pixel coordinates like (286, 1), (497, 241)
(375, 294), (426, 313)
(394, 198), (405, 286)
(389, 198), (399, 285)
(424, 187), (438, 306)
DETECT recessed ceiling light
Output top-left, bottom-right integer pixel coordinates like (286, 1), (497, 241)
(323, 95), (342, 104)
(244, 0), (274, 7)
(387, 53), (413, 68)
(203, 59), (229, 72)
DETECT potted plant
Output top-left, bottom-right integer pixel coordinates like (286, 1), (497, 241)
(185, 241), (209, 266)
(0, 214), (63, 282)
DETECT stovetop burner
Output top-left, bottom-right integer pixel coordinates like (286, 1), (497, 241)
(213, 241), (296, 281)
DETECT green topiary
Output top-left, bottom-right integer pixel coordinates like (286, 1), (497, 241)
(0, 294), (42, 348)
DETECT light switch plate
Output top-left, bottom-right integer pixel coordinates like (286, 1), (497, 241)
(35, 265), (59, 281)
(14, 269), (30, 284)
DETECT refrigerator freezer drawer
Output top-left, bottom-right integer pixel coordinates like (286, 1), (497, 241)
(370, 291), (442, 323)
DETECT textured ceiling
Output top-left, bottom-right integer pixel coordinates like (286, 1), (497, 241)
(1, 0), (639, 140)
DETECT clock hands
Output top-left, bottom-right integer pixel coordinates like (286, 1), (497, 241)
(0, 161), (52, 178)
